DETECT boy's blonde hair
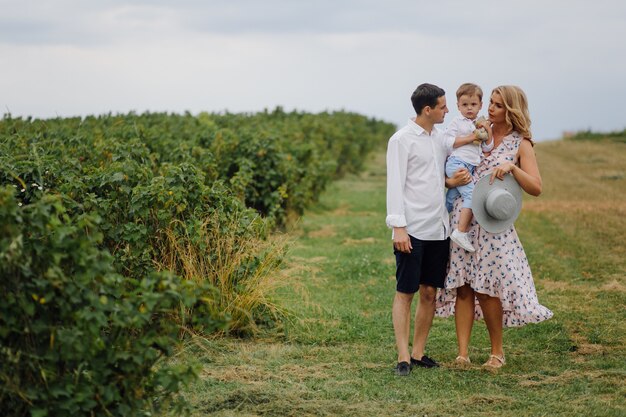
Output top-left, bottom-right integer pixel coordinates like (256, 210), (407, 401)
(492, 85), (532, 141)
(456, 83), (483, 101)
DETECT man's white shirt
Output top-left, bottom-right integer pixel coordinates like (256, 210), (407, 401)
(386, 118), (454, 240)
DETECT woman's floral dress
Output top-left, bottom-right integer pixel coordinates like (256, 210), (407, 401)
(436, 131), (553, 327)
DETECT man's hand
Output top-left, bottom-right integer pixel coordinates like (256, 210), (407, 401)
(446, 168), (471, 188)
(393, 227), (412, 253)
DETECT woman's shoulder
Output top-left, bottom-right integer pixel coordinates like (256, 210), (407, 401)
(506, 131), (523, 141)
(503, 131), (525, 151)
(506, 131), (535, 148)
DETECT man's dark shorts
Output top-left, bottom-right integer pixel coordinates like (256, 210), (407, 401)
(394, 235), (450, 293)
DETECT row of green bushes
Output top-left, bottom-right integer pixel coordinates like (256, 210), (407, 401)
(0, 109), (395, 416)
(566, 128), (626, 143)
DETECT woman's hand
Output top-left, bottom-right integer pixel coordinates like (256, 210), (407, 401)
(446, 168), (472, 188)
(490, 162), (515, 183)
(489, 140), (542, 196)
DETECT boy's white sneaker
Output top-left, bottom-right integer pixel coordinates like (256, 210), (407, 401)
(450, 229), (475, 252)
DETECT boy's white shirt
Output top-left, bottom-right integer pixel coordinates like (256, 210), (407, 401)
(386, 118), (455, 240)
(445, 116), (493, 166)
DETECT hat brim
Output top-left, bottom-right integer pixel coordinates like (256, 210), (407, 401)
(472, 174), (522, 233)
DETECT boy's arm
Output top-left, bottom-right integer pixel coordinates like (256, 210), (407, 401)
(453, 133), (478, 148)
(446, 118), (477, 149)
(477, 117), (494, 151)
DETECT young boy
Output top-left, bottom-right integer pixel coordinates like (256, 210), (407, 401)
(445, 83), (494, 252)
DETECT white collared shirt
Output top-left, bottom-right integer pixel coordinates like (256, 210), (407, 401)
(445, 115), (493, 166)
(386, 118), (454, 240)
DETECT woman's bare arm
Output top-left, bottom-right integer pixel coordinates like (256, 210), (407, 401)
(490, 139), (542, 196)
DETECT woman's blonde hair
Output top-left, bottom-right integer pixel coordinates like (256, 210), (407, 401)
(492, 85), (532, 141)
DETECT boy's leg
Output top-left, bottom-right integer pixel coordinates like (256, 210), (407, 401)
(455, 164), (476, 232)
(457, 208), (473, 232)
(445, 157), (466, 186)
(446, 188), (460, 213)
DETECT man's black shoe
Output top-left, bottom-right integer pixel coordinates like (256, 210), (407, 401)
(410, 355), (440, 368)
(394, 361), (411, 376)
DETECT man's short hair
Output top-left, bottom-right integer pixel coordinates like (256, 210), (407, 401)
(456, 83), (483, 101)
(411, 83), (446, 115)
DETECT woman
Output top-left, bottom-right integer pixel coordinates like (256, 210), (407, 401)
(436, 85), (553, 368)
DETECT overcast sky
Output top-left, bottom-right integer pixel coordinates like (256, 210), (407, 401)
(2, 0), (625, 141)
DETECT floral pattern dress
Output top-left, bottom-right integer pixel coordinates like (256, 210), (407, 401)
(436, 131), (553, 327)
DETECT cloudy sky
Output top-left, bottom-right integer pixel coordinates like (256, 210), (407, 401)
(2, 0), (625, 140)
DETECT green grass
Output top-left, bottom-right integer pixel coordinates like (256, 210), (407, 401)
(177, 139), (626, 416)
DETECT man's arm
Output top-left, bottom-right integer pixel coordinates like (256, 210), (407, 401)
(386, 138), (412, 253)
(445, 168), (472, 189)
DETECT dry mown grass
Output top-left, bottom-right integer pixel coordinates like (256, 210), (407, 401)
(526, 139), (626, 274)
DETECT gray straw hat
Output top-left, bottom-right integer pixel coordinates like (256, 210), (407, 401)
(472, 174), (522, 233)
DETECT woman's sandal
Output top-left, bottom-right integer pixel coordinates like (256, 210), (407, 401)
(454, 356), (471, 365)
(482, 354), (506, 369)
(451, 356), (472, 369)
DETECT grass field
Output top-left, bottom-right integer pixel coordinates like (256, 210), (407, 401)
(178, 138), (626, 416)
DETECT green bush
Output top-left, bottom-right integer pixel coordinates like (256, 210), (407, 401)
(0, 187), (224, 416)
(0, 109), (395, 415)
(566, 128), (626, 142)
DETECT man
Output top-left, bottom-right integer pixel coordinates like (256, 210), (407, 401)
(386, 83), (469, 376)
